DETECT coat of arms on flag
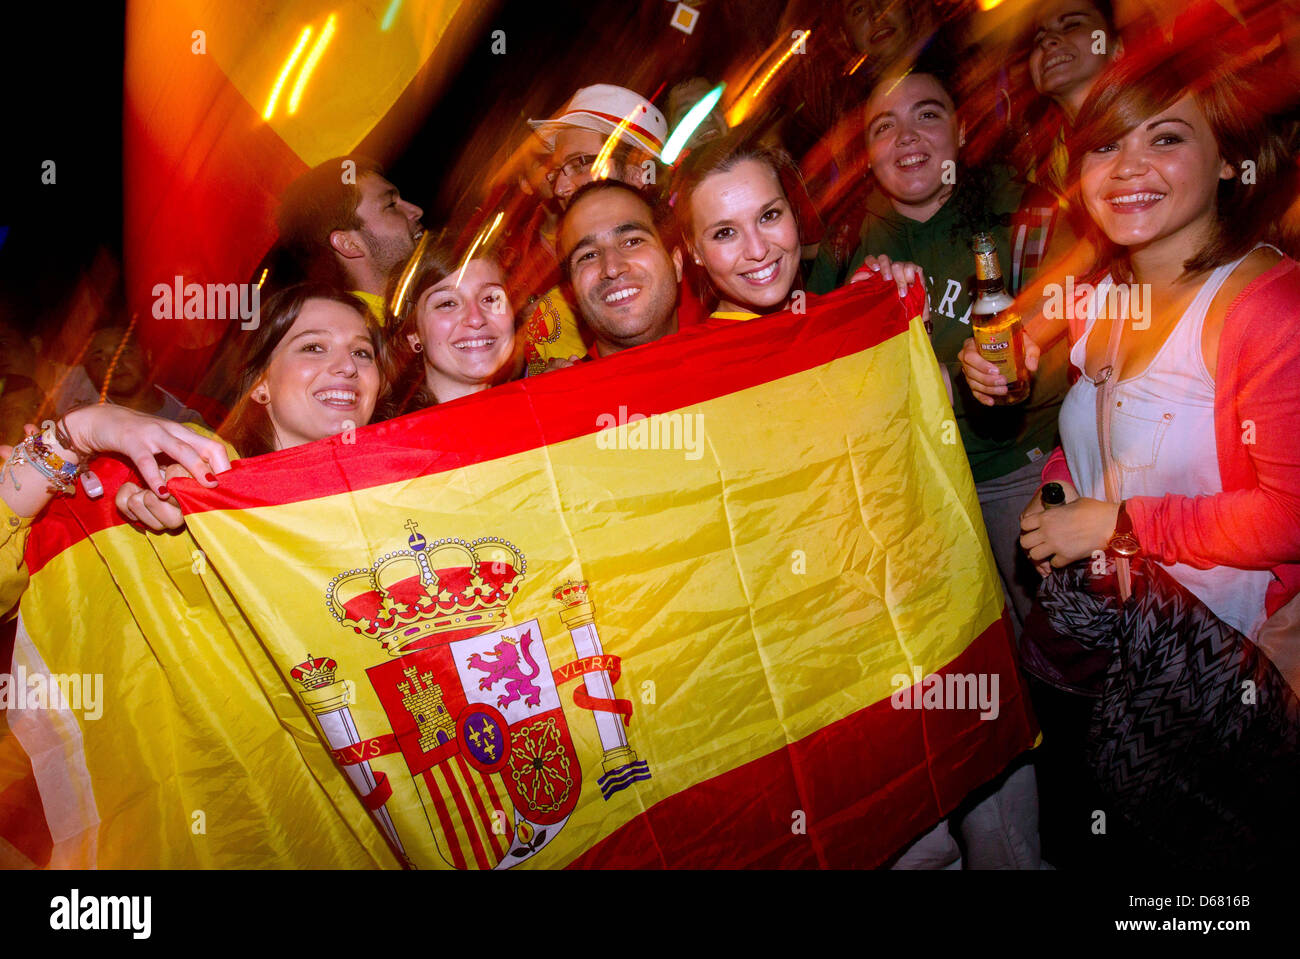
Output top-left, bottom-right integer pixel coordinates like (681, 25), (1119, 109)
(293, 521), (649, 869)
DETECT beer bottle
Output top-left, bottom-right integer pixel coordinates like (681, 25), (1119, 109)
(1041, 482), (1066, 508)
(970, 233), (1030, 405)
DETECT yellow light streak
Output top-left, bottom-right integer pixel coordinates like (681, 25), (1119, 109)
(592, 108), (640, 181)
(726, 28), (812, 127)
(456, 212), (504, 288)
(752, 28), (810, 101)
(390, 230), (432, 320)
(263, 25), (313, 120)
(288, 13), (337, 116)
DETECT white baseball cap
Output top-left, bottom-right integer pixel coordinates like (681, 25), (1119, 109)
(528, 84), (668, 161)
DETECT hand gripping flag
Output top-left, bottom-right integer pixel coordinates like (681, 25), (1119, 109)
(16, 278), (1036, 867)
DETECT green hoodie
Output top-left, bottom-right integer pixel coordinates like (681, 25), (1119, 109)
(816, 170), (1068, 484)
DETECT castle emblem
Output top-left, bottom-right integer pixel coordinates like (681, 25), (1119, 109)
(399, 667), (456, 752)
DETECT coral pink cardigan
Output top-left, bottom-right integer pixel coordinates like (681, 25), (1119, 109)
(1042, 257), (1300, 616)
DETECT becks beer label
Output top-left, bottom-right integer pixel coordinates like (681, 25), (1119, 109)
(975, 326), (1020, 381)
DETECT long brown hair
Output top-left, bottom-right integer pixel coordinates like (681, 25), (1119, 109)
(382, 236), (517, 415)
(222, 284), (392, 457)
(1067, 41), (1292, 281)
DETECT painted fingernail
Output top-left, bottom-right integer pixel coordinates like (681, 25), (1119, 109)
(204, 472), (217, 484)
(158, 485), (169, 498)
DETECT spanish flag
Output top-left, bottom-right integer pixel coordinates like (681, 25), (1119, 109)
(16, 279), (1035, 867)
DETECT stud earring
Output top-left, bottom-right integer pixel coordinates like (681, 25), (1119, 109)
(413, 341), (424, 353)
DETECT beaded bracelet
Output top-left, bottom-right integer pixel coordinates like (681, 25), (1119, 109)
(9, 431), (85, 496)
(51, 406), (104, 498)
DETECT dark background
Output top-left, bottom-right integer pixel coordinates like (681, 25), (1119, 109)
(1, 5), (126, 328)
(0, 0), (804, 338)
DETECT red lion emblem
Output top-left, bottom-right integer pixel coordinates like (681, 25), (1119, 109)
(467, 630), (543, 709)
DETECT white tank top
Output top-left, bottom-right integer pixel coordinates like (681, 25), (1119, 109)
(1059, 250), (1276, 638)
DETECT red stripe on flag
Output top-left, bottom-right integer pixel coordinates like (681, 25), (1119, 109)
(421, 768), (467, 871)
(0, 770), (53, 868)
(455, 753), (506, 862)
(25, 278), (919, 576)
(480, 771), (514, 848)
(567, 614), (1035, 868)
(437, 762), (491, 870)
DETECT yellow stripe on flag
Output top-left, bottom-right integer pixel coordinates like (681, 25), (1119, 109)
(18, 527), (395, 867)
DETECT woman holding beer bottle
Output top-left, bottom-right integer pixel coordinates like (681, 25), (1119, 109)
(964, 44), (1300, 648)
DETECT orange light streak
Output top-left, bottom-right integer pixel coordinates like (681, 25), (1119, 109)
(726, 28), (812, 127)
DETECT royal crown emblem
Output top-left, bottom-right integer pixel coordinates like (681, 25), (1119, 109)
(290, 655), (338, 689)
(326, 520), (526, 654)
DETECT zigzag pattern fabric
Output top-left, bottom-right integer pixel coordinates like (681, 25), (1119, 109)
(1036, 559), (1300, 868)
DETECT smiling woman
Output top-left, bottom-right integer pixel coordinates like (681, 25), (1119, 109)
(1007, 43), (1300, 865)
(1026, 0), (1118, 122)
(224, 285), (391, 456)
(114, 284), (391, 531)
(384, 240), (523, 412)
(1017, 42), (1300, 633)
(841, 0), (934, 76)
(673, 133), (806, 319)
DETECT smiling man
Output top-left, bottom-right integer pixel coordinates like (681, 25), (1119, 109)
(277, 156), (425, 324)
(529, 85), (667, 211)
(519, 86), (670, 373)
(557, 180), (682, 359)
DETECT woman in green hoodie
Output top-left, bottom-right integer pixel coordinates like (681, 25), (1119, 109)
(814, 64), (1073, 638)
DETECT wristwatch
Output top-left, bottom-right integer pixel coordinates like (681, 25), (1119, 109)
(1107, 501), (1141, 557)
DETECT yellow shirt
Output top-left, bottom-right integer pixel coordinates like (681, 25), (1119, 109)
(0, 423), (235, 620)
(351, 290), (387, 327)
(1026, 126), (1070, 210)
(523, 287), (589, 375)
(1, 500), (32, 620)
